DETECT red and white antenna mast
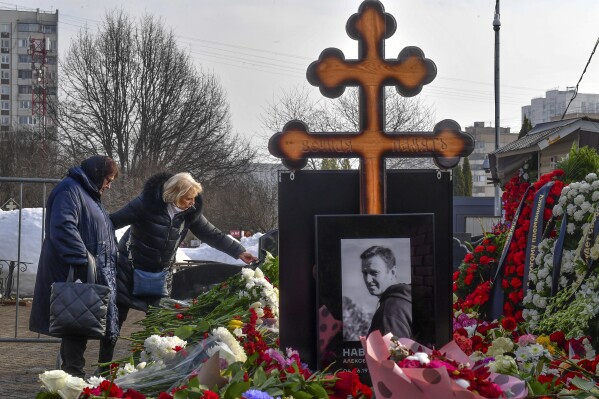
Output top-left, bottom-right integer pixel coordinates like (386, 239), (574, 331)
(29, 37), (49, 139)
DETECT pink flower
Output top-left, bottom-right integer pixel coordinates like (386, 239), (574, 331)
(429, 359), (456, 372)
(397, 359), (423, 368)
(517, 334), (537, 346)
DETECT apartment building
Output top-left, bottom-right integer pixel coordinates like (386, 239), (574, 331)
(522, 89), (599, 127)
(0, 8), (58, 134)
(464, 121), (518, 196)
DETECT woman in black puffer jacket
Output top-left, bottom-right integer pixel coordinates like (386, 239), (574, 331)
(98, 172), (256, 365)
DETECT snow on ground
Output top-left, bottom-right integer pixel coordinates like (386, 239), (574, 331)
(0, 208), (261, 297)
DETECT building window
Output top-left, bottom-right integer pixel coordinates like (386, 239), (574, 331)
(18, 116), (37, 125)
(1, 85), (8, 95)
(17, 23), (39, 32)
(0, 55), (8, 64)
(0, 24), (10, 33)
(42, 25), (57, 33)
(0, 39), (9, 50)
(48, 39), (57, 51)
(0, 116), (9, 125)
(0, 70), (9, 79)
(1, 101), (9, 110)
(18, 70), (32, 79)
(17, 39), (28, 48)
(18, 54), (31, 63)
(19, 100), (31, 109)
(46, 56), (57, 65)
(18, 85), (32, 94)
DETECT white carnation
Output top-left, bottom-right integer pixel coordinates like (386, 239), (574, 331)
(567, 223), (576, 234)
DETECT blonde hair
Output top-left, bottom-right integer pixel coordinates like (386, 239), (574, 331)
(162, 172), (202, 204)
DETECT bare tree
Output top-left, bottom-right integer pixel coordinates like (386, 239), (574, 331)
(0, 128), (63, 207)
(54, 10), (255, 184)
(260, 85), (436, 169)
(201, 164), (279, 233)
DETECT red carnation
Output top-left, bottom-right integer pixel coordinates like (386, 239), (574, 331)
(501, 317), (517, 331)
(550, 331), (567, 348)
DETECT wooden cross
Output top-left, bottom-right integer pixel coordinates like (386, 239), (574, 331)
(269, 0), (474, 214)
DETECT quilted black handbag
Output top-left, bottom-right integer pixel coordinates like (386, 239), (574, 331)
(48, 252), (110, 339)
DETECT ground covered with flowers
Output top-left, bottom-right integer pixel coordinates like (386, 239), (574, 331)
(36, 146), (599, 399)
(452, 146), (599, 398)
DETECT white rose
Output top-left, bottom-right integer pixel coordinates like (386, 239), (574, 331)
(39, 370), (69, 392)
(56, 376), (88, 399)
(254, 268), (264, 279)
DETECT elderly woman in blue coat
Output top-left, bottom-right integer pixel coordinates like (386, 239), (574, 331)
(29, 155), (120, 378)
(98, 172), (257, 365)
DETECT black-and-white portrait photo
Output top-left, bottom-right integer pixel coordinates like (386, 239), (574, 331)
(341, 238), (411, 341)
(315, 213), (437, 381)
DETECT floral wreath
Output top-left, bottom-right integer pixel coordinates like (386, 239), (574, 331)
(498, 169), (564, 320)
(523, 173), (599, 341)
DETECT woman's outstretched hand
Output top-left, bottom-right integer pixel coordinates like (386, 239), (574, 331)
(239, 251), (258, 264)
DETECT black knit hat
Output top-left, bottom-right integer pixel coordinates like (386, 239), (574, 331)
(81, 155), (111, 190)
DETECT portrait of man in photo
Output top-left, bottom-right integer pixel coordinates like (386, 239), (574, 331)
(361, 245), (412, 338)
(340, 238), (411, 341)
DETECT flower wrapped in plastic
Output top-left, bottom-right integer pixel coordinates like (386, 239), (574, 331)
(113, 333), (229, 396)
(360, 330), (528, 399)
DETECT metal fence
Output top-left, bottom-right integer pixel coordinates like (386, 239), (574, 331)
(0, 176), (60, 343)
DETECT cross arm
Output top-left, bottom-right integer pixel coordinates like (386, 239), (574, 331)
(268, 120), (360, 170)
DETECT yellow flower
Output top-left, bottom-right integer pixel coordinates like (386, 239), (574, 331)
(536, 335), (550, 346)
(536, 335), (556, 355)
(227, 319), (244, 330)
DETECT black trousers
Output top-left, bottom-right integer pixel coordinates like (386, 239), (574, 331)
(60, 336), (88, 378)
(60, 333), (122, 377)
(97, 304), (130, 368)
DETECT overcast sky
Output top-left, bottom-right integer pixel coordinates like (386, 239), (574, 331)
(5, 0), (599, 157)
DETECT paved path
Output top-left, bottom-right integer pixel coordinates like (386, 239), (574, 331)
(0, 301), (145, 398)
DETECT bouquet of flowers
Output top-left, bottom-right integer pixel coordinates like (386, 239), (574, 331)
(361, 330), (527, 399)
(452, 315), (599, 397)
(453, 232), (504, 319)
